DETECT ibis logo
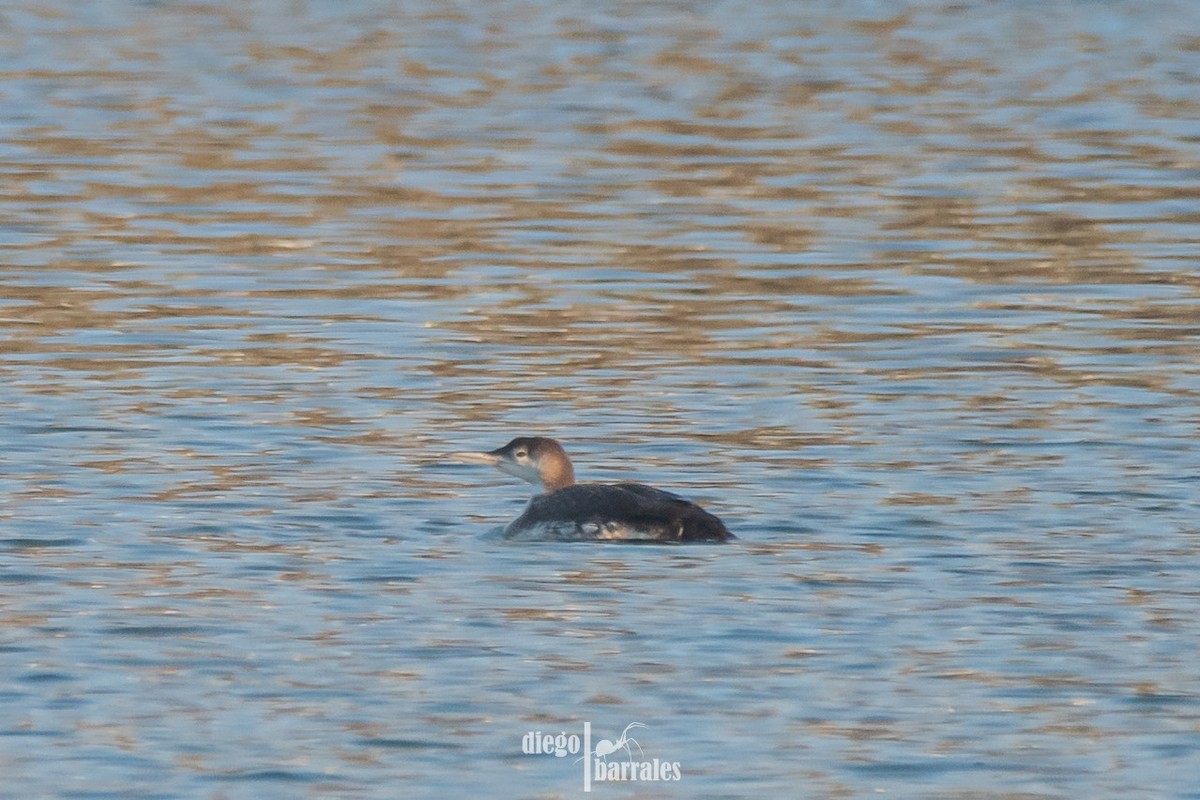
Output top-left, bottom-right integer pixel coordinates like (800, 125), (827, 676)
(521, 721), (682, 791)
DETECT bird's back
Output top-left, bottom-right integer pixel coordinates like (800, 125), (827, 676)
(504, 482), (732, 542)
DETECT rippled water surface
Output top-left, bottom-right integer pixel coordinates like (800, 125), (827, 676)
(3, 1), (1200, 797)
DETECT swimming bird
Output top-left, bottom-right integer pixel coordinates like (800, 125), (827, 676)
(450, 437), (733, 542)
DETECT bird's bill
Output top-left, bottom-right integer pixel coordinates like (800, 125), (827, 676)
(446, 450), (504, 466)
(448, 447), (543, 486)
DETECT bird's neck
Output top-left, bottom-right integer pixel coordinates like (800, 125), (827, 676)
(541, 459), (575, 492)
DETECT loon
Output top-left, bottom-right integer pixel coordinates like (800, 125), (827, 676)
(451, 437), (733, 542)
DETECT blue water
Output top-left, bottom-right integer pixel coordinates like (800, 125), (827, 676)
(2, 1), (1200, 797)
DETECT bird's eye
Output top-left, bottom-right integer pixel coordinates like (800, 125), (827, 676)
(515, 450), (528, 459)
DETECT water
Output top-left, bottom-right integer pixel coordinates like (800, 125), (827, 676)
(2, 1), (1199, 797)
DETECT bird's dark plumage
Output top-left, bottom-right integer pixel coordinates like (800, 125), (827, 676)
(507, 482), (731, 542)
